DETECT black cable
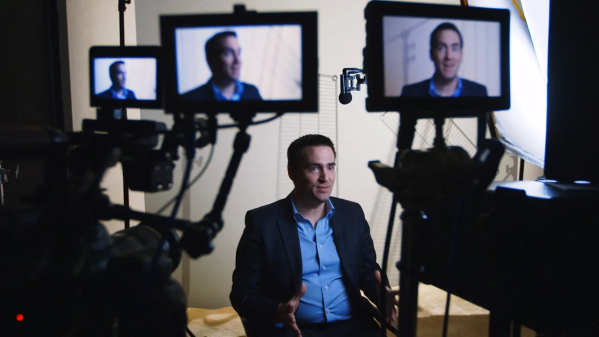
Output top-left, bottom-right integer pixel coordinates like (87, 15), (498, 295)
(379, 148), (402, 336)
(442, 197), (465, 337)
(131, 135), (196, 337)
(156, 144), (215, 215)
(380, 194), (398, 336)
(218, 112), (284, 129)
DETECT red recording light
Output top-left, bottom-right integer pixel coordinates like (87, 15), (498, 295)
(16, 314), (24, 322)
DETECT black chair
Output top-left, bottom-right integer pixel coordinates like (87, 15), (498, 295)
(239, 297), (398, 337)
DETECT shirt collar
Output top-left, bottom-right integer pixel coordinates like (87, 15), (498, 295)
(429, 77), (463, 97)
(290, 193), (335, 221)
(210, 79), (244, 101)
(111, 87), (128, 100)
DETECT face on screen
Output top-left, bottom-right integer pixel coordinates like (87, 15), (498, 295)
(93, 57), (157, 101)
(175, 25), (302, 102)
(430, 29), (463, 81)
(112, 63), (127, 89)
(211, 35), (242, 82)
(383, 16), (500, 98)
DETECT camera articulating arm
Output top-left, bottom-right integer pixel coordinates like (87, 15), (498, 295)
(180, 111), (254, 258)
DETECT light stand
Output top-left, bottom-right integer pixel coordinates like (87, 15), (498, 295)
(118, 0), (132, 229)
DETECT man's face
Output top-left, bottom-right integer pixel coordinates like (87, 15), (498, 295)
(112, 63), (127, 89)
(430, 29), (463, 80)
(289, 146), (336, 204)
(213, 36), (241, 81)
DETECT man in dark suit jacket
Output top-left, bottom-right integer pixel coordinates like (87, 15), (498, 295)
(96, 61), (137, 100)
(401, 22), (488, 97)
(231, 135), (398, 337)
(181, 31), (263, 101)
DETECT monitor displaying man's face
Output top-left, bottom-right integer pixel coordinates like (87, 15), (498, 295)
(383, 16), (501, 98)
(211, 35), (242, 81)
(93, 57), (157, 100)
(175, 25), (302, 101)
(430, 29), (463, 81)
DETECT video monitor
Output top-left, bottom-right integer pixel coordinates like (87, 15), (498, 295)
(89, 46), (163, 109)
(364, 1), (510, 117)
(160, 12), (318, 114)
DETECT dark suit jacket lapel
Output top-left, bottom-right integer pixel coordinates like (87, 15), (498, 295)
(329, 208), (351, 285)
(277, 194), (302, 292)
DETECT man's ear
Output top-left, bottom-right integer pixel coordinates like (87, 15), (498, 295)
(287, 165), (295, 181)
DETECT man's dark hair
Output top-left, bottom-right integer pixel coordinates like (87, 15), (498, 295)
(430, 23), (463, 50)
(109, 61), (125, 80)
(287, 134), (337, 169)
(205, 31), (237, 70)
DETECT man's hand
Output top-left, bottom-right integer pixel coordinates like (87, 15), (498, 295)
(276, 283), (307, 337)
(375, 270), (400, 327)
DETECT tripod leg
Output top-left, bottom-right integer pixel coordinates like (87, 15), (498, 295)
(489, 309), (511, 337)
(397, 209), (422, 337)
(512, 321), (522, 337)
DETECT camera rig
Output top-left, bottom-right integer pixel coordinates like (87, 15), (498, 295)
(0, 104), (275, 336)
(339, 67), (505, 337)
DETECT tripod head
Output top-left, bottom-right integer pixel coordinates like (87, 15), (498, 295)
(368, 113), (504, 209)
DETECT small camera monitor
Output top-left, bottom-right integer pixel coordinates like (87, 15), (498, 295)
(89, 46), (162, 109)
(364, 1), (510, 117)
(160, 11), (318, 114)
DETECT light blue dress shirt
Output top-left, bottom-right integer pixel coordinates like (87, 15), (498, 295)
(211, 80), (244, 101)
(429, 77), (463, 97)
(291, 197), (352, 324)
(111, 88), (129, 100)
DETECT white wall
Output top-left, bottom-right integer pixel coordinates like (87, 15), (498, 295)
(66, 0), (145, 233)
(136, 0), (465, 309)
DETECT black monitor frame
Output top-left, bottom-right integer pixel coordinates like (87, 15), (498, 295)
(364, 1), (511, 117)
(89, 46), (163, 109)
(160, 11), (318, 114)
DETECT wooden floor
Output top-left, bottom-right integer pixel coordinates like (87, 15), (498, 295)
(186, 283), (537, 337)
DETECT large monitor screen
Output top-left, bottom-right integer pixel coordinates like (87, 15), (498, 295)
(384, 17), (500, 98)
(176, 25), (302, 101)
(89, 46), (162, 109)
(161, 12), (318, 114)
(365, 2), (510, 116)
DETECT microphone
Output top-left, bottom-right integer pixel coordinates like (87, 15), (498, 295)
(339, 72), (352, 105)
(338, 68), (366, 105)
(339, 93), (352, 105)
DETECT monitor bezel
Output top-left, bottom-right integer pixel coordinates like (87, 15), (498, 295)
(160, 11), (318, 114)
(364, 1), (511, 117)
(89, 46), (163, 109)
